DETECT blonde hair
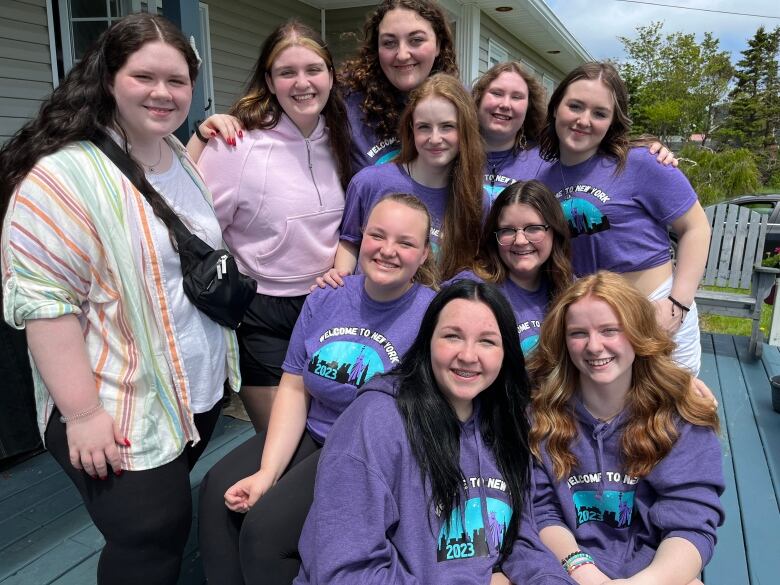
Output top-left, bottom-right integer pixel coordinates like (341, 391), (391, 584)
(366, 193), (440, 289)
(396, 73), (485, 281)
(227, 20), (351, 187)
(527, 272), (719, 479)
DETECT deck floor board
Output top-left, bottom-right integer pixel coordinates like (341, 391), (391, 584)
(0, 414), (254, 585)
(698, 335), (750, 585)
(1, 334), (779, 584)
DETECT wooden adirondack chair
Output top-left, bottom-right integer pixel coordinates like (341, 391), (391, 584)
(695, 203), (780, 358)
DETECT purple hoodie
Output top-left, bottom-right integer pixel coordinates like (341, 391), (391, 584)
(533, 400), (724, 578)
(295, 377), (573, 585)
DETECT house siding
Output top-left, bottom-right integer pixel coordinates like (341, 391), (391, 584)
(0, 0), (54, 144)
(479, 12), (565, 95)
(324, 5), (369, 68)
(205, 0), (319, 113)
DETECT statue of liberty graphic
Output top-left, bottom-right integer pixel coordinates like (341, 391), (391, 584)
(348, 347), (367, 385)
(618, 492), (631, 527)
(487, 510), (505, 552)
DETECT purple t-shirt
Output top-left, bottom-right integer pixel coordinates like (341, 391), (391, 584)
(340, 162), (448, 256)
(282, 275), (435, 443)
(482, 146), (549, 210)
(345, 91), (401, 175)
(534, 148), (697, 277)
(448, 271), (549, 355)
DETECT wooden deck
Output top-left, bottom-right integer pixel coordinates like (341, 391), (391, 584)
(0, 415), (254, 585)
(0, 332), (778, 584)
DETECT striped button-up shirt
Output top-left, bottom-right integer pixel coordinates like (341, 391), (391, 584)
(2, 137), (240, 471)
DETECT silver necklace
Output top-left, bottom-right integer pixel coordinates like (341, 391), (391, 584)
(558, 160), (571, 199)
(136, 141), (163, 173)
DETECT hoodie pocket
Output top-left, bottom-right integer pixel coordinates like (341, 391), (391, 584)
(254, 208), (343, 282)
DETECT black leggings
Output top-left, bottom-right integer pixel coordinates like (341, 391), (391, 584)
(45, 401), (222, 585)
(198, 430), (321, 585)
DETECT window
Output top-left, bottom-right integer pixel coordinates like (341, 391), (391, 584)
(487, 39), (508, 68)
(543, 75), (555, 102)
(56, 0), (149, 77)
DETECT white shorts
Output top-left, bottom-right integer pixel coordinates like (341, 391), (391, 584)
(647, 275), (701, 375)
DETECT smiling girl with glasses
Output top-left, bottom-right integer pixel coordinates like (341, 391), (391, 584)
(447, 180), (573, 355)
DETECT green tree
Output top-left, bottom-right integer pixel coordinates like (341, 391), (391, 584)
(717, 26), (780, 184)
(618, 22), (733, 145)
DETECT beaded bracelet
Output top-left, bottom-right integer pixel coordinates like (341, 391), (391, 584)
(59, 400), (104, 424)
(561, 551), (595, 575)
(567, 559), (594, 575)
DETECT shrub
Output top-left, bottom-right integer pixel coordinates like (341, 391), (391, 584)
(677, 145), (761, 205)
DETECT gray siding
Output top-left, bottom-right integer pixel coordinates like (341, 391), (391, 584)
(478, 13), (565, 95)
(325, 5), (370, 68)
(205, 0), (319, 113)
(0, 0), (53, 144)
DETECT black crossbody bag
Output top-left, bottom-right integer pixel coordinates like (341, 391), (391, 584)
(91, 130), (256, 329)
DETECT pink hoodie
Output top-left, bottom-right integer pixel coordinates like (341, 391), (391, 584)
(198, 113), (345, 296)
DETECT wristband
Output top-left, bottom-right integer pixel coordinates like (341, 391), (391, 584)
(194, 124), (210, 143)
(561, 551), (595, 575)
(668, 295), (691, 323)
(59, 399), (103, 423)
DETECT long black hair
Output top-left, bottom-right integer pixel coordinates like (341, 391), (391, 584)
(394, 279), (532, 561)
(0, 12), (198, 227)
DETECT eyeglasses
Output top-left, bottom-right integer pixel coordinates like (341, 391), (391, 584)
(494, 225), (550, 246)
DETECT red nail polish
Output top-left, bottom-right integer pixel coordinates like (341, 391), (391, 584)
(238, 130), (243, 138)
(99, 476), (107, 481)
(114, 469), (123, 477)
(124, 438), (131, 447)
(210, 131), (217, 137)
(231, 138), (236, 146)
(89, 474), (98, 480)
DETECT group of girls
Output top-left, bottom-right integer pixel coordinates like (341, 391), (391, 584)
(0, 1), (722, 584)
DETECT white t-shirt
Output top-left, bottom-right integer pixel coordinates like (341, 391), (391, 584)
(145, 153), (227, 413)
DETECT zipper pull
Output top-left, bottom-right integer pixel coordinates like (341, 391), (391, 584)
(216, 254), (228, 280)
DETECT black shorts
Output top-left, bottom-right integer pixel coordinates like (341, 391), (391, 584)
(237, 292), (307, 386)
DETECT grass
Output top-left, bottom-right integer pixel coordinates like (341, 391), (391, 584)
(698, 285), (776, 336)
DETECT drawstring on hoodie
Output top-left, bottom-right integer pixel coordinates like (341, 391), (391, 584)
(592, 422), (611, 500)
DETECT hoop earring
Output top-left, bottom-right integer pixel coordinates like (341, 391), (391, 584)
(518, 128), (527, 151)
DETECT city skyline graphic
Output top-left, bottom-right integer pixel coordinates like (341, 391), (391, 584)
(561, 197), (611, 238)
(572, 489), (635, 528)
(436, 497), (512, 562)
(308, 340), (385, 388)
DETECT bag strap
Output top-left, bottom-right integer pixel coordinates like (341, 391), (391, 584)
(89, 129), (192, 243)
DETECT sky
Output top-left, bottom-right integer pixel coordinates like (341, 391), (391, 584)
(544, 0), (779, 63)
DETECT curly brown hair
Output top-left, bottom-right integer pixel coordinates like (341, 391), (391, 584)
(473, 180), (572, 301)
(539, 62), (632, 173)
(396, 74), (485, 282)
(339, 0), (458, 142)
(527, 272), (719, 480)
(472, 61), (547, 152)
